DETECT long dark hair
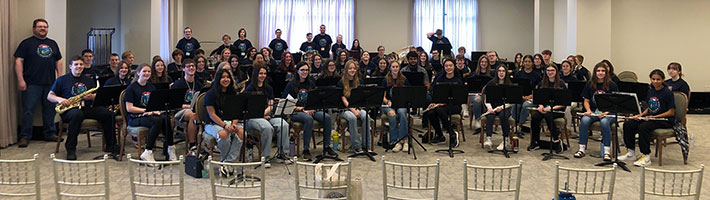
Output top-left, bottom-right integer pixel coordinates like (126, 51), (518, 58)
(649, 69), (668, 87)
(248, 64), (270, 89)
(590, 61), (612, 91)
(533, 53), (545, 70)
(150, 59), (169, 83)
(291, 62), (314, 91)
(209, 68), (237, 107)
(492, 65), (512, 85)
(541, 63), (563, 88)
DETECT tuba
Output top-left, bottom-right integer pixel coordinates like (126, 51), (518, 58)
(55, 83), (100, 114)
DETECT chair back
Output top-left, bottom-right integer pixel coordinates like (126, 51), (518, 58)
(553, 161), (616, 200)
(0, 154), (41, 199)
(194, 93), (207, 124)
(50, 153), (110, 199)
(618, 71), (638, 82)
(382, 156), (440, 200)
(207, 156), (266, 200)
(127, 154), (185, 199)
(640, 165), (704, 199)
(463, 160), (523, 200)
(294, 157), (352, 200)
(119, 90), (128, 129)
(673, 91), (688, 124)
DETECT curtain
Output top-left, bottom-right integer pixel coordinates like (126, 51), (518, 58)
(258, 0), (354, 52)
(414, 0), (477, 56)
(0, 0), (18, 147)
(160, 0), (171, 62)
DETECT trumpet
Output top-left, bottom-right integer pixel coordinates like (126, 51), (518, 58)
(55, 83), (100, 114)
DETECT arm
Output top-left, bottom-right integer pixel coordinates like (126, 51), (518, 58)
(15, 57), (26, 91)
(47, 91), (69, 107)
(264, 99), (273, 118)
(650, 108), (674, 119)
(126, 102), (147, 114)
(426, 32), (435, 38)
(583, 98), (592, 115)
(56, 59), (63, 76)
(206, 105), (227, 128)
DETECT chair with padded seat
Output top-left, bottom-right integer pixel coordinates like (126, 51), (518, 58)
(378, 112), (413, 147)
(290, 119), (322, 158)
(55, 119), (100, 153)
(650, 91), (688, 166)
(478, 114), (516, 148)
(336, 114), (375, 152)
(425, 113), (465, 144)
(617, 71), (638, 82)
(118, 90), (149, 161)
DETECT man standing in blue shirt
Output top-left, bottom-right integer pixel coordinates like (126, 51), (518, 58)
(176, 27), (201, 59)
(313, 25), (333, 58)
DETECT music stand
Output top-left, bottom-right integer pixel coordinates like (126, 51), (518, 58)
(402, 72), (425, 86)
(92, 85), (126, 160)
(143, 88), (187, 159)
(153, 82), (170, 90)
(168, 71), (184, 82)
(267, 72), (288, 96)
(364, 77), (384, 87)
(532, 88), (571, 161)
(567, 81), (586, 103)
(389, 86), (428, 159)
(511, 77), (533, 137)
(221, 93), (267, 181)
(315, 77), (340, 88)
(484, 85), (523, 158)
(430, 83), (468, 157)
(593, 93), (641, 172)
(304, 88), (344, 163)
(465, 76), (492, 93)
(618, 81), (650, 102)
(345, 87), (385, 162)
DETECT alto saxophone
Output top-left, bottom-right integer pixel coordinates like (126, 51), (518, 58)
(55, 83), (100, 114)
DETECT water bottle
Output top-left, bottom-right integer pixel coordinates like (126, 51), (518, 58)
(332, 131), (340, 150)
(600, 142), (604, 157)
(689, 135), (695, 149)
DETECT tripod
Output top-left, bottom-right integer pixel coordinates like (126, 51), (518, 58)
(431, 83), (468, 158)
(592, 93), (641, 172)
(485, 84), (523, 158)
(223, 93), (268, 181)
(93, 85), (127, 160)
(143, 88), (187, 160)
(532, 88), (571, 161)
(265, 98), (296, 174)
(386, 86), (428, 160)
(345, 87), (385, 162)
(304, 88), (344, 163)
(511, 78), (533, 138)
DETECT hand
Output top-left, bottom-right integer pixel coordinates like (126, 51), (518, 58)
(304, 110), (314, 115)
(17, 79), (26, 91)
(598, 113), (607, 118)
(632, 115), (640, 120)
(264, 115), (271, 120)
(537, 106), (545, 113)
(352, 109), (360, 116)
(60, 100), (71, 107)
(494, 107), (503, 112)
(583, 111), (592, 116)
(387, 100), (392, 107)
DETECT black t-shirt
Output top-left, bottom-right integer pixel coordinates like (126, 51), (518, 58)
(514, 69), (542, 93)
(233, 39), (253, 58)
(665, 78), (690, 96)
(575, 66), (590, 81)
(14, 36), (62, 85)
(51, 73), (96, 106)
(245, 83), (275, 100)
(282, 79), (315, 107)
(561, 73), (578, 83)
(99, 66), (115, 78)
(195, 70), (212, 85)
(371, 68), (389, 77)
(170, 78), (203, 105)
(203, 89), (226, 124)
(430, 59), (443, 73)
(81, 67), (100, 81)
(210, 44), (239, 57)
(359, 60), (377, 75)
(300, 41), (315, 52)
(268, 38), (288, 60)
(427, 35), (452, 55)
(123, 82), (156, 121)
(646, 86), (675, 121)
(105, 76), (131, 86)
(581, 82), (619, 112)
(176, 37), (200, 59)
(314, 34), (333, 58)
(167, 63), (181, 73)
(331, 43), (346, 57)
(380, 77), (410, 101)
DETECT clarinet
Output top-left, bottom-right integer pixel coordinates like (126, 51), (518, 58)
(575, 113), (668, 121)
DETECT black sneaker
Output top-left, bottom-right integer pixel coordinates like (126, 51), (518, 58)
(302, 149), (312, 160)
(527, 141), (539, 151)
(18, 138), (29, 148)
(553, 141), (563, 154)
(354, 148), (364, 154)
(450, 132), (460, 148)
(44, 135), (63, 142)
(430, 135), (446, 144)
(324, 147), (338, 157)
(66, 150), (77, 160)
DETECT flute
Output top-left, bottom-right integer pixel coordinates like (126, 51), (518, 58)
(575, 112), (668, 121)
(527, 107), (566, 114)
(481, 105), (505, 117)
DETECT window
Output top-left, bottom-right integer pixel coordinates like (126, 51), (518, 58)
(414, 0), (477, 57)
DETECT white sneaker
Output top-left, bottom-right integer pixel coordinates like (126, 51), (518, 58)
(264, 159), (271, 168)
(167, 145), (178, 161)
(392, 143), (402, 153)
(617, 150), (636, 161)
(473, 120), (481, 129)
(496, 138), (510, 151)
(402, 143), (409, 152)
(484, 137), (493, 149)
(462, 106), (470, 118)
(140, 150), (155, 162)
(634, 154), (651, 167)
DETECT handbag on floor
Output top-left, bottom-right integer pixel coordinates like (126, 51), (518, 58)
(315, 163), (362, 199)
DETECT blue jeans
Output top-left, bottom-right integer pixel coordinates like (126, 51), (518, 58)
(20, 84), (57, 139)
(291, 111), (332, 149)
(382, 107), (408, 144)
(485, 108), (512, 137)
(129, 115), (173, 150)
(512, 101), (535, 124)
(578, 115), (616, 146)
(245, 117), (289, 156)
(470, 94), (483, 120)
(205, 124), (242, 163)
(341, 109), (369, 151)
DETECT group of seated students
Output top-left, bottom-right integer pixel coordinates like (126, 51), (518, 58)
(52, 29), (692, 168)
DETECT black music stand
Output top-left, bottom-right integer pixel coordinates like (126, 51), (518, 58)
(465, 76), (492, 93)
(144, 88), (187, 159)
(484, 85), (523, 158)
(346, 87), (385, 162)
(389, 86), (428, 159)
(304, 88), (344, 163)
(267, 72), (288, 96)
(168, 71), (184, 82)
(402, 72), (425, 86)
(268, 98), (296, 174)
(511, 77), (533, 137)
(618, 81), (650, 103)
(92, 85), (126, 160)
(431, 83), (468, 157)
(532, 88), (571, 161)
(315, 77), (340, 88)
(222, 93), (267, 181)
(364, 77), (384, 86)
(593, 93), (641, 172)
(153, 82), (171, 90)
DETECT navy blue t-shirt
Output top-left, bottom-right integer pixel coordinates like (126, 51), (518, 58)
(14, 36), (62, 85)
(203, 89), (223, 124)
(331, 43), (346, 58)
(575, 66), (590, 81)
(233, 39), (253, 57)
(514, 70), (542, 87)
(170, 78), (203, 105)
(380, 77), (410, 101)
(123, 81), (156, 122)
(359, 60), (377, 75)
(245, 83), (275, 100)
(581, 82), (619, 112)
(300, 41), (314, 52)
(427, 35), (452, 55)
(81, 67), (100, 81)
(104, 76), (131, 86)
(195, 70), (212, 85)
(282, 79), (315, 107)
(167, 63), (181, 73)
(176, 37), (200, 59)
(665, 78), (690, 97)
(314, 34), (333, 58)
(647, 86), (675, 121)
(51, 73), (96, 106)
(269, 39), (288, 60)
(432, 74), (463, 114)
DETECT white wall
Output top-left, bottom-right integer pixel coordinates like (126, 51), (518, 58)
(576, 0), (610, 67)
(182, 0), (260, 54)
(67, 0), (121, 62)
(355, 0), (412, 52)
(478, 0), (534, 60)
(120, 0), (152, 64)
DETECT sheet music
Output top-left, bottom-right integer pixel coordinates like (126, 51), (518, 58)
(275, 98), (297, 116)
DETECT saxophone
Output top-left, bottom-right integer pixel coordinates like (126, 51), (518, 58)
(55, 83), (100, 114)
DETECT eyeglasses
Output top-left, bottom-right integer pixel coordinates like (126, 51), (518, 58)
(299, 69), (309, 72)
(546, 69), (556, 72)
